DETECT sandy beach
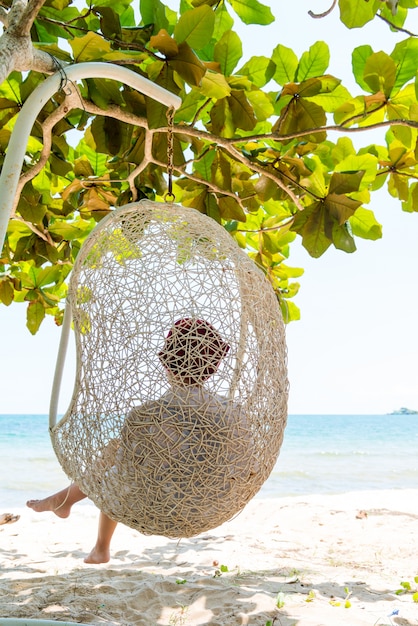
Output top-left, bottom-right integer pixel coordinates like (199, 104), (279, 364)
(1, 490), (417, 625)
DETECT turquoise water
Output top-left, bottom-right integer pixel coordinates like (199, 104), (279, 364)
(1, 414), (418, 507)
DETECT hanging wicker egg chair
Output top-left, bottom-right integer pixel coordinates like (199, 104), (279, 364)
(50, 199), (288, 538)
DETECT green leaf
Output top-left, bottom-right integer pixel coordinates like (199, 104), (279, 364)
(308, 84), (352, 112)
(276, 591), (285, 608)
(363, 51), (397, 97)
(333, 222), (356, 252)
(35, 266), (63, 287)
(274, 98), (327, 143)
(169, 42), (206, 86)
(280, 299), (301, 324)
(194, 149), (216, 180)
(297, 42), (330, 81)
(334, 154), (378, 188)
(412, 591), (418, 603)
(69, 32), (113, 61)
(391, 38), (418, 93)
(228, 90), (256, 130)
(91, 116), (131, 156)
(246, 90), (274, 120)
(26, 301), (45, 335)
(48, 222), (90, 240)
(272, 44), (298, 85)
(329, 171), (365, 194)
(217, 196), (246, 220)
(238, 56), (276, 88)
(214, 29), (242, 76)
(349, 207), (382, 239)
(94, 6), (122, 39)
(352, 45), (374, 91)
(85, 77), (125, 110)
(0, 278), (14, 306)
(338, 0), (380, 28)
(291, 202), (332, 258)
(325, 193), (361, 224)
(140, 0), (169, 31)
(174, 5), (215, 48)
(149, 29), (179, 57)
(200, 71), (231, 98)
(228, 0), (274, 25)
(212, 2), (234, 40)
(402, 182), (418, 212)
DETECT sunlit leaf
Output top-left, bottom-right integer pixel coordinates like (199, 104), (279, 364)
(217, 195), (246, 220)
(149, 29), (179, 56)
(94, 6), (122, 39)
(363, 51), (397, 97)
(272, 44), (298, 85)
(332, 222), (356, 252)
(228, 0), (274, 25)
(169, 42), (206, 85)
(238, 56), (276, 88)
(0, 278), (14, 306)
(292, 202), (332, 258)
(274, 98), (327, 143)
(308, 84), (352, 112)
(140, 0), (170, 32)
(391, 37), (418, 93)
(338, 0), (380, 28)
(297, 42), (330, 81)
(69, 32), (112, 61)
(349, 207), (383, 238)
(214, 29), (242, 76)
(26, 300), (45, 335)
(200, 71), (232, 98)
(325, 193), (361, 224)
(228, 90), (257, 130)
(174, 5), (215, 48)
(329, 171), (365, 194)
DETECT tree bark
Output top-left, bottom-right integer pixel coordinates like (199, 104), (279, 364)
(0, 0), (58, 86)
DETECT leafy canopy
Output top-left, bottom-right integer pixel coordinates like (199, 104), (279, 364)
(1, 0), (418, 332)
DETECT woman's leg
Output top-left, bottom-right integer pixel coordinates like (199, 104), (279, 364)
(26, 483), (86, 519)
(84, 511), (118, 564)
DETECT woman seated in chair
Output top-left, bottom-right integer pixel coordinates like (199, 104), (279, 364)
(27, 318), (256, 563)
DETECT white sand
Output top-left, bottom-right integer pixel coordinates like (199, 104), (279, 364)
(1, 490), (418, 625)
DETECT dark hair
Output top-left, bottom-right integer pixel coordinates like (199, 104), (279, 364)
(158, 318), (230, 385)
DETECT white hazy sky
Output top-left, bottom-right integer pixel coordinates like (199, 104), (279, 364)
(1, 2), (417, 415)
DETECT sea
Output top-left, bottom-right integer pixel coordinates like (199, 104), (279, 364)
(1, 413), (418, 508)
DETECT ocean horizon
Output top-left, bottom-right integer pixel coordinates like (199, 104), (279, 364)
(1, 413), (417, 508)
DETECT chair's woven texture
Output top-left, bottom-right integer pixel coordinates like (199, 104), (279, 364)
(51, 200), (289, 538)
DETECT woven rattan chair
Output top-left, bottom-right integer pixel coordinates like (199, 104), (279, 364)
(50, 200), (289, 538)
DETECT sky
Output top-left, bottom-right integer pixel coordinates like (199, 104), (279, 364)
(1, 1), (417, 415)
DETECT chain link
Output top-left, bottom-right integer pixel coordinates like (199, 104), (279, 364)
(164, 106), (176, 202)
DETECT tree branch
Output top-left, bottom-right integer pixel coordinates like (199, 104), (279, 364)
(308, 0), (337, 19)
(377, 12), (417, 36)
(19, 0), (47, 35)
(0, 6), (9, 25)
(12, 90), (83, 215)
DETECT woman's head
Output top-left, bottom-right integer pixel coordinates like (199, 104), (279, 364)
(158, 318), (230, 385)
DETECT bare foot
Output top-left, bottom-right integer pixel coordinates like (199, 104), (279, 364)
(84, 546), (110, 564)
(26, 494), (72, 519)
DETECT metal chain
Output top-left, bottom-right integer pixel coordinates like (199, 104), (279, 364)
(164, 106), (176, 202)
